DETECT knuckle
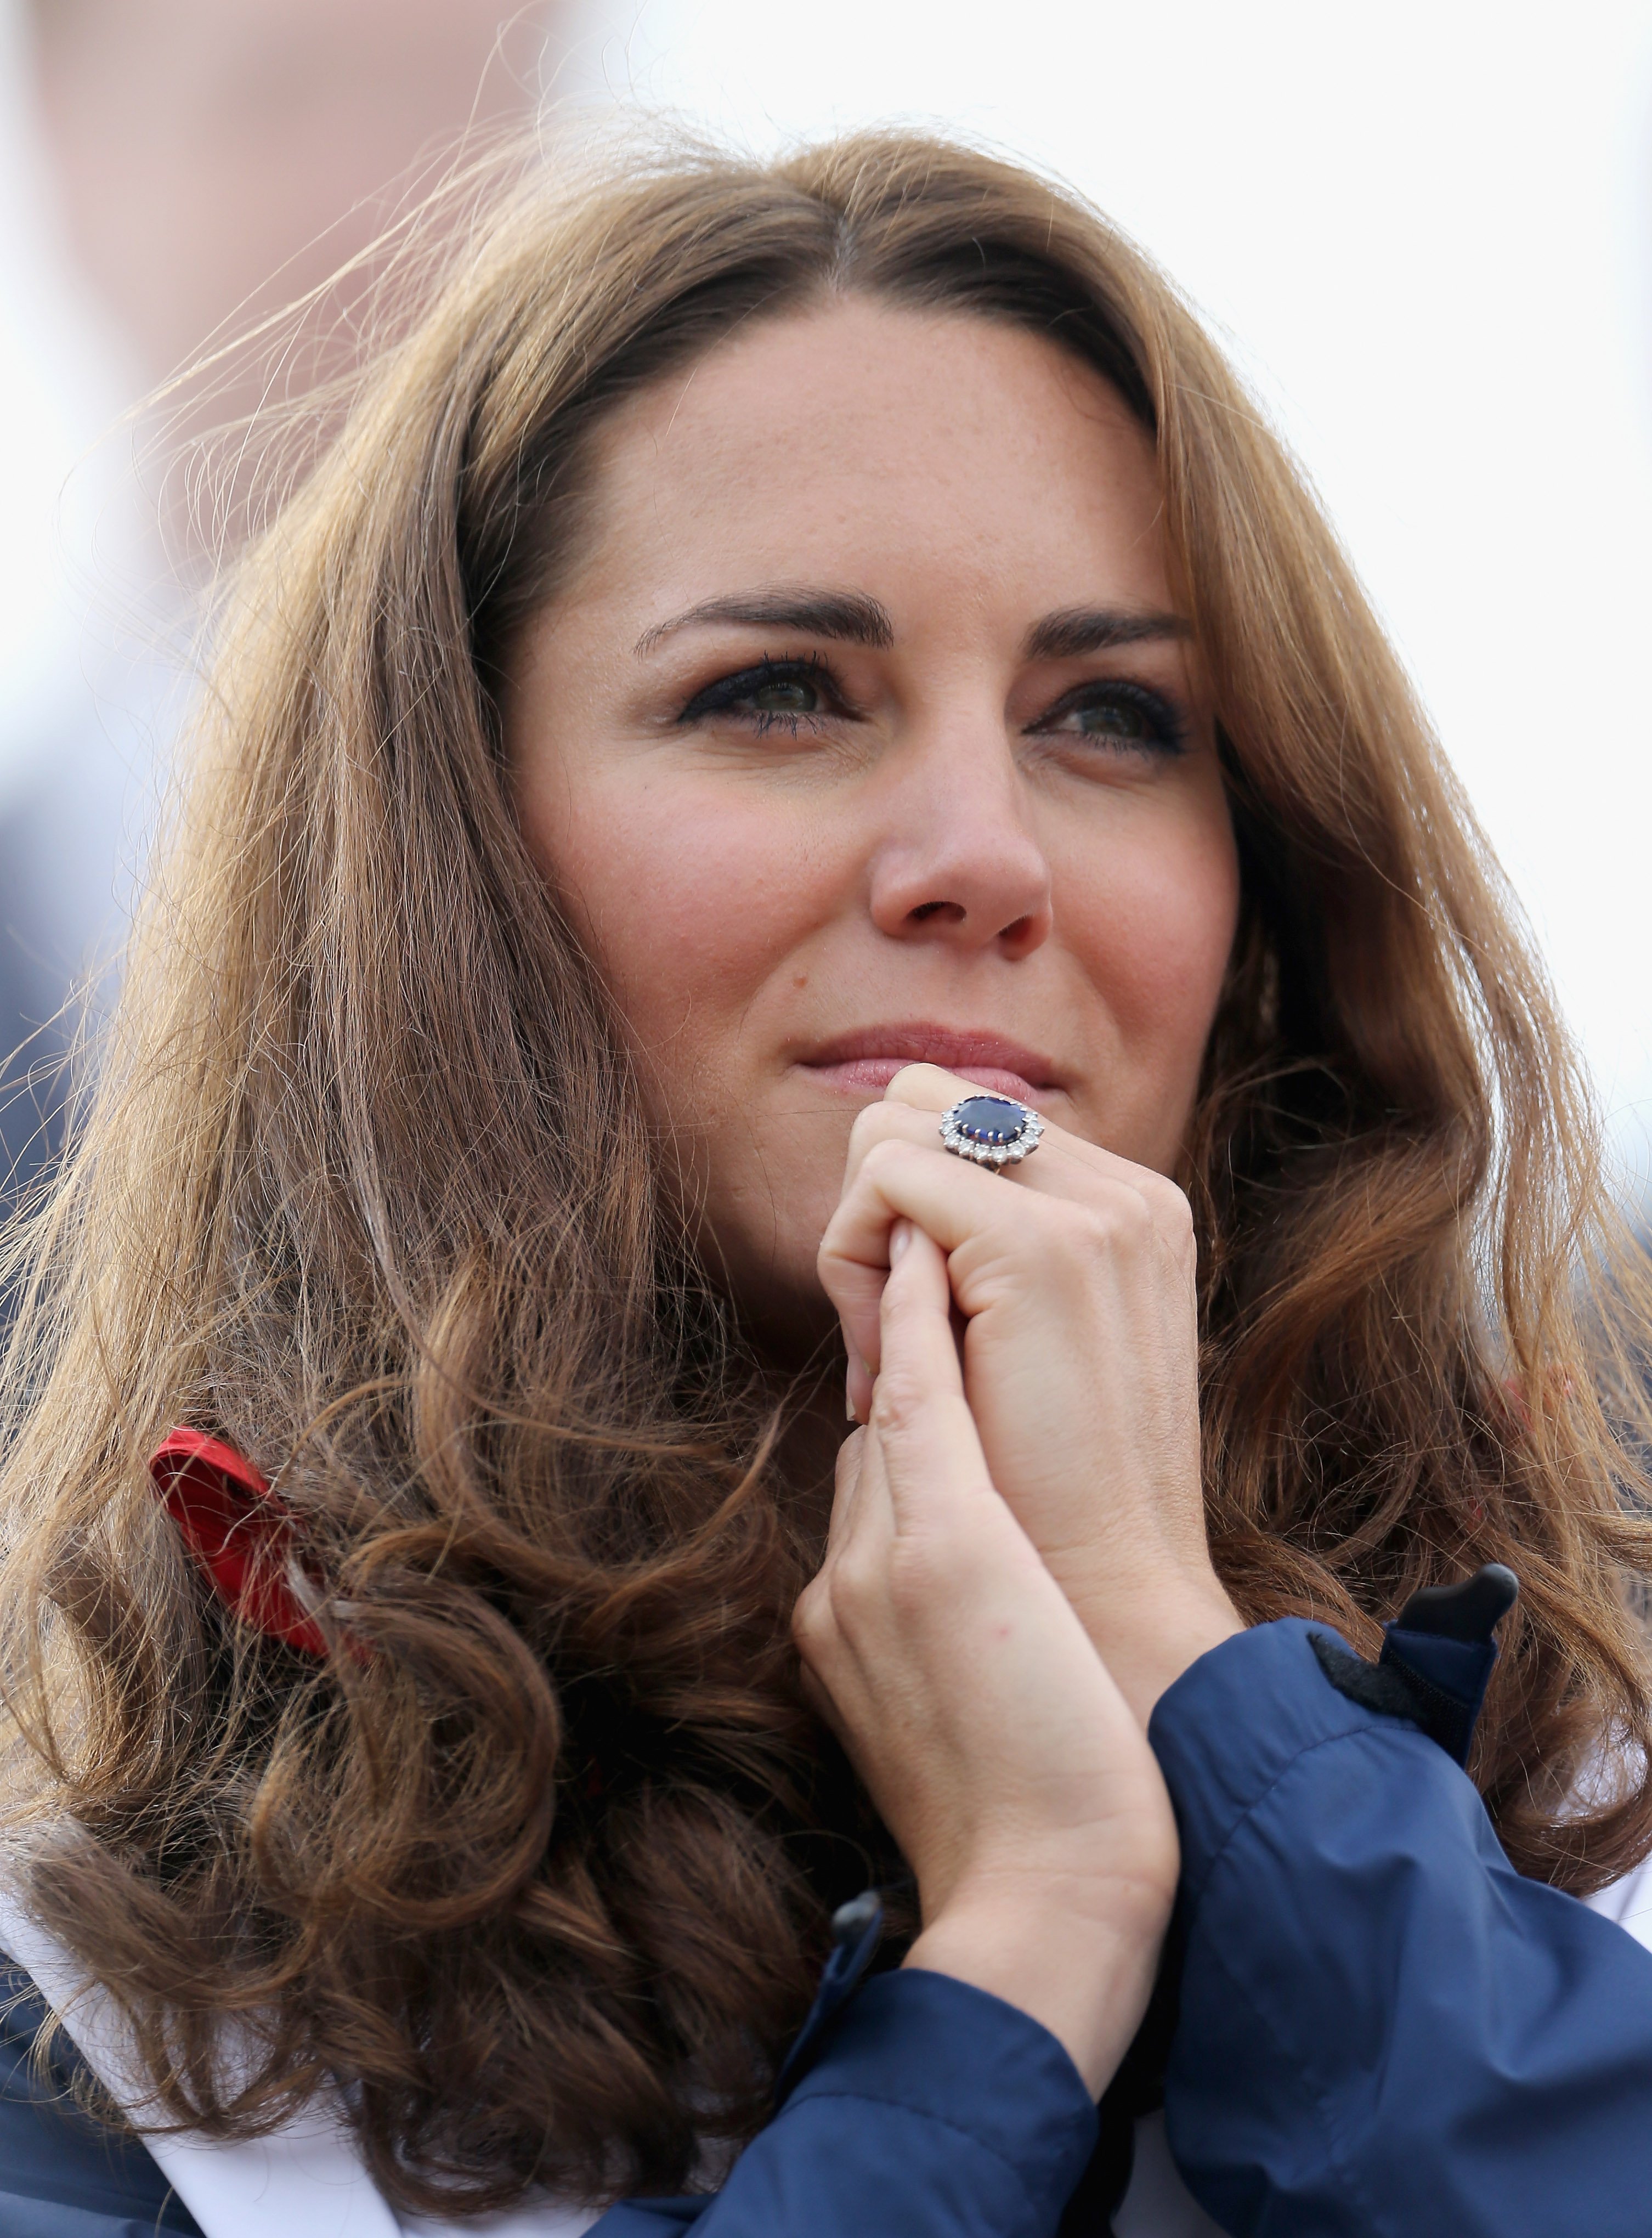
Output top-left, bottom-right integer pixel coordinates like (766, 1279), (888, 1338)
(791, 1594), (823, 1659)
(824, 1549), (878, 1630)
(795, 1572), (830, 1636)
(1064, 1201), (1125, 1262)
(868, 1361), (929, 1439)
(860, 1135), (917, 1187)
(794, 1570), (853, 1660)
(846, 1101), (896, 1157)
(1116, 1185), (1158, 1242)
(1144, 1174), (1195, 1240)
(815, 1225), (855, 1287)
(1077, 1185), (1155, 1254)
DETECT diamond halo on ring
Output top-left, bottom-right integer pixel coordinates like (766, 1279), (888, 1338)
(938, 1092), (1044, 1172)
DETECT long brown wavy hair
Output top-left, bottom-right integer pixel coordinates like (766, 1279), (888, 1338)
(2, 123), (1650, 2218)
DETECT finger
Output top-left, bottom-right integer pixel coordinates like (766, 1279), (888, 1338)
(820, 1141), (993, 1372)
(827, 1425), (868, 1544)
(834, 1106), (957, 1410)
(836, 1099), (1106, 1276)
(847, 1348), (875, 1428)
(879, 1220), (965, 1398)
(794, 1416), (896, 1704)
(844, 1071), (1077, 1193)
(881, 1060), (980, 1111)
(869, 1223), (993, 1521)
(876, 1064), (1169, 1211)
(816, 1412), (895, 1583)
(828, 1080), (1185, 1382)
(829, 1129), (1185, 1318)
(875, 1065), (1195, 1258)
(819, 1136), (1019, 1378)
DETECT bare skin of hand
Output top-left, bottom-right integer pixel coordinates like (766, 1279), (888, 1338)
(817, 1063), (1242, 1725)
(793, 1220), (1179, 2096)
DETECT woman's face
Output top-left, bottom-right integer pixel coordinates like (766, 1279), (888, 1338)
(508, 298), (1240, 1353)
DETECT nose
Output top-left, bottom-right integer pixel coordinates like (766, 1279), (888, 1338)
(867, 726), (1053, 958)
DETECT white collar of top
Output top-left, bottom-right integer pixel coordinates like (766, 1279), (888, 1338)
(0, 1867), (599, 2238)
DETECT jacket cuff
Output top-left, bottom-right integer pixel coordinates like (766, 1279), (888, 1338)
(1147, 1617), (1442, 1906)
(787, 1969), (1099, 2226)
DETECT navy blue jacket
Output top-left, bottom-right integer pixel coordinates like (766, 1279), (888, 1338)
(6, 1618), (1652, 2236)
(0, 1959), (202, 2236)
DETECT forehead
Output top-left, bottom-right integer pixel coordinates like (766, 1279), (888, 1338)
(573, 296), (1172, 617)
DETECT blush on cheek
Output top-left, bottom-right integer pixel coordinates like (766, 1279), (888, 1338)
(1064, 832), (1240, 1149)
(1119, 874), (1236, 1035)
(537, 781), (821, 1076)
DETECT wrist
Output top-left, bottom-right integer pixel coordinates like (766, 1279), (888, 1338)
(906, 1870), (1173, 2096)
(1082, 1586), (1244, 1728)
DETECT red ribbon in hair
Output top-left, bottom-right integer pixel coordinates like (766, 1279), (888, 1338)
(149, 1428), (332, 1656)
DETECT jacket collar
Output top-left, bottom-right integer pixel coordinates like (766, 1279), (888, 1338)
(0, 1870), (596, 2238)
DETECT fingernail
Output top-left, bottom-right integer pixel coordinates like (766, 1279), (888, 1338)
(846, 1383), (858, 1423)
(889, 1219), (913, 1266)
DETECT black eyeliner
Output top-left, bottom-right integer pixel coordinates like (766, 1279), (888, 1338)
(676, 651), (841, 725)
(1027, 676), (1188, 756)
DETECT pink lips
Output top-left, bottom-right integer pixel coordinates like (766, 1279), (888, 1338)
(796, 1024), (1059, 1105)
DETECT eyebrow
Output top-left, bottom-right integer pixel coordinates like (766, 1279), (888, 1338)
(632, 590), (1191, 662)
(635, 589), (896, 656)
(1021, 606), (1192, 660)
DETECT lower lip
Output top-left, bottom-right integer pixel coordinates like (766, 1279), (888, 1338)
(800, 1057), (1045, 1102)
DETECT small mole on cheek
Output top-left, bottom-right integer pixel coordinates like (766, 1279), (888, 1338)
(793, 972), (809, 988)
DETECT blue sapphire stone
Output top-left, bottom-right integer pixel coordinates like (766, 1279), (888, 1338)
(952, 1094), (1029, 1145)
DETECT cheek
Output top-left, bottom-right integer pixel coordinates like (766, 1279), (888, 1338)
(1057, 801), (1240, 1100)
(524, 772), (827, 1075)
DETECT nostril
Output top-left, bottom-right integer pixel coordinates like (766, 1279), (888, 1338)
(908, 900), (966, 925)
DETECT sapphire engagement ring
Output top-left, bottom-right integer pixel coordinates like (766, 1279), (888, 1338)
(938, 1093), (1044, 1173)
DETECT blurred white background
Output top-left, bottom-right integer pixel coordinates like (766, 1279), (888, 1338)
(2, 0), (1651, 1190)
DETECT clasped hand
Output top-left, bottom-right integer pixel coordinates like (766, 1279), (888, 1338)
(793, 1065), (1240, 2095)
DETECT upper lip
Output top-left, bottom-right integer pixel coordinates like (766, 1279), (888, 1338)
(796, 1022), (1062, 1090)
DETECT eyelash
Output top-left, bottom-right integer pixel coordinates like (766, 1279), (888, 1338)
(676, 655), (1187, 755)
(677, 654), (844, 735)
(1028, 677), (1188, 757)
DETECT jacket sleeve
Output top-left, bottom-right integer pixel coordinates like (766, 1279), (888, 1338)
(1148, 1618), (1652, 2238)
(0, 1958), (204, 2238)
(595, 1969), (1099, 2238)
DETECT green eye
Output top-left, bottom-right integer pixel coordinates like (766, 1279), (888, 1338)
(679, 658), (839, 731)
(749, 676), (821, 714)
(1071, 698), (1151, 740)
(1034, 682), (1184, 756)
